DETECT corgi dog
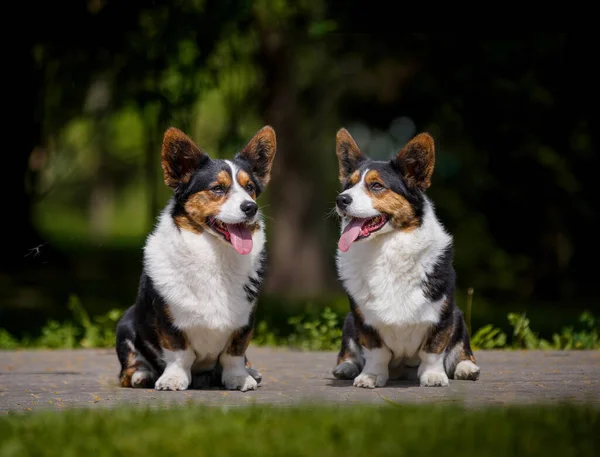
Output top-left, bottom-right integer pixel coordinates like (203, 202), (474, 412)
(116, 126), (276, 391)
(332, 128), (480, 388)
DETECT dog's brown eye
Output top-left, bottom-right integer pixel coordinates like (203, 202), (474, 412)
(245, 184), (255, 193)
(211, 185), (225, 194)
(370, 182), (384, 191)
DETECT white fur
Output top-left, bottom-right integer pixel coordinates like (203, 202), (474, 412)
(418, 351), (449, 387)
(144, 182), (265, 380)
(353, 346), (391, 388)
(454, 360), (480, 380)
(131, 369), (154, 388)
(145, 203), (264, 330)
(338, 171), (378, 219)
(337, 182), (453, 387)
(155, 348), (195, 391)
(219, 161), (258, 224)
(220, 353), (258, 392)
(337, 197), (451, 329)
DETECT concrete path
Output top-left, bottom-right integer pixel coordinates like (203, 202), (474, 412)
(1, 348), (599, 412)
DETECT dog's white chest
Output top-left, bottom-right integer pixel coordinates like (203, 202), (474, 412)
(144, 208), (265, 333)
(337, 205), (452, 331)
(338, 236), (442, 328)
(378, 323), (431, 360)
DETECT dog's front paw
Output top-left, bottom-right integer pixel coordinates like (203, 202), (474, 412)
(155, 370), (190, 391)
(420, 371), (449, 387)
(353, 372), (388, 388)
(222, 372), (258, 392)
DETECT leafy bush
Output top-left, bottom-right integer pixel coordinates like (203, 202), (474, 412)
(470, 311), (600, 350)
(0, 294), (123, 350)
(1, 297), (598, 351)
(254, 307), (342, 351)
(470, 324), (507, 349)
(286, 307), (342, 351)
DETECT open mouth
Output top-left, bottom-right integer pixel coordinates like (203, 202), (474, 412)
(207, 217), (254, 255)
(338, 215), (389, 252)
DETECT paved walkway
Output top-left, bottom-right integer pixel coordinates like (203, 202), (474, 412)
(1, 348), (599, 412)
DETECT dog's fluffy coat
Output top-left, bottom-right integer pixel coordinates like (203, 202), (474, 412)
(116, 126), (276, 391)
(332, 129), (480, 388)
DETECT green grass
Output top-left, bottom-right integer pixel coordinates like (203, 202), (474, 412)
(0, 404), (597, 456)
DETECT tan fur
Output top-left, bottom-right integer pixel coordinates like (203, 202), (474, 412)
(348, 170), (361, 186)
(119, 353), (147, 387)
(174, 170), (232, 232)
(365, 170), (420, 231)
(396, 133), (435, 190)
(236, 170), (257, 200)
(238, 126), (276, 187)
(336, 128), (363, 183)
(225, 327), (254, 357)
(157, 327), (189, 351)
(161, 127), (206, 188)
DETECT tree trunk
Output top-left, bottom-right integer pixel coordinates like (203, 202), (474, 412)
(257, 29), (332, 298)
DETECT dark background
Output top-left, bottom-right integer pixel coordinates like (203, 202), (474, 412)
(2, 3), (597, 340)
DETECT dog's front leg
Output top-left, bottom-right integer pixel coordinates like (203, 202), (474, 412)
(220, 323), (258, 392)
(418, 351), (449, 387)
(155, 347), (195, 391)
(353, 345), (392, 388)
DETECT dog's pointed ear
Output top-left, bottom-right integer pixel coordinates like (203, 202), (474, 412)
(236, 126), (276, 189)
(336, 128), (365, 184)
(161, 127), (209, 189)
(392, 133), (435, 191)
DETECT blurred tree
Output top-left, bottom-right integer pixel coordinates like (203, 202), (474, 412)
(5, 0), (599, 335)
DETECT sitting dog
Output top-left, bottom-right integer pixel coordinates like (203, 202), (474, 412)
(116, 126), (276, 391)
(332, 128), (480, 387)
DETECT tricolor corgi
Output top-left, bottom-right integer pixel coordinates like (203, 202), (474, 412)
(116, 126), (276, 391)
(332, 128), (480, 388)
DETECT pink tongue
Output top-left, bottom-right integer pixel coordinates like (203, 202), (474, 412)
(338, 219), (364, 252)
(227, 224), (253, 255)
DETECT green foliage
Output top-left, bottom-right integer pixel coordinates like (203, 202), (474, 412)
(252, 320), (279, 347)
(285, 307), (342, 351)
(471, 324), (507, 349)
(0, 329), (20, 349)
(2, 301), (598, 351)
(0, 295), (123, 350)
(254, 306), (343, 351)
(1, 404), (598, 457)
(471, 311), (600, 350)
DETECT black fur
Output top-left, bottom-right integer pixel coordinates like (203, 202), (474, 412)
(243, 251), (267, 303)
(333, 134), (478, 384)
(423, 245), (455, 302)
(116, 128), (274, 390)
(342, 159), (426, 225)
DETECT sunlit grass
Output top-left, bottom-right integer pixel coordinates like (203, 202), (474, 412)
(0, 404), (597, 457)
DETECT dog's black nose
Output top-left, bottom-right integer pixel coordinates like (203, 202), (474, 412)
(241, 201), (258, 217)
(336, 194), (353, 210)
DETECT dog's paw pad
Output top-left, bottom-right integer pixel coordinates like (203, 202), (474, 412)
(420, 371), (449, 387)
(155, 372), (190, 391)
(353, 372), (388, 388)
(223, 374), (258, 392)
(333, 361), (360, 380)
(454, 360), (480, 381)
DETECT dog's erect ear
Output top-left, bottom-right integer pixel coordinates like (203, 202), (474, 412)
(392, 133), (435, 191)
(161, 127), (209, 189)
(336, 128), (365, 184)
(236, 126), (277, 189)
